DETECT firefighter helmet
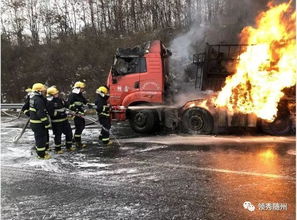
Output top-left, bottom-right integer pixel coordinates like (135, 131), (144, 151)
(25, 88), (32, 93)
(32, 83), (47, 92)
(74, 81), (86, 88)
(47, 86), (59, 96)
(96, 86), (109, 97)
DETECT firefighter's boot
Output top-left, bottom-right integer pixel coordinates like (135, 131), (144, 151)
(65, 141), (75, 151)
(37, 152), (51, 160)
(66, 146), (76, 152)
(54, 145), (64, 154)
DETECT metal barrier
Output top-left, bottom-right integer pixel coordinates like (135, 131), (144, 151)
(1, 103), (23, 110)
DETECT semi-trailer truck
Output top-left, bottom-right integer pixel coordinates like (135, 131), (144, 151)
(106, 40), (295, 135)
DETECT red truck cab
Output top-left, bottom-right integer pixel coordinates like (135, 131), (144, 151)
(107, 40), (171, 132)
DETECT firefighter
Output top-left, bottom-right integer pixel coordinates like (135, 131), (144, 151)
(21, 88), (32, 117)
(47, 86), (75, 153)
(95, 86), (112, 145)
(67, 81), (88, 148)
(29, 83), (51, 159)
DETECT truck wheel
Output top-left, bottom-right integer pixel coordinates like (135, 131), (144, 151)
(182, 107), (214, 134)
(261, 117), (291, 135)
(129, 109), (156, 133)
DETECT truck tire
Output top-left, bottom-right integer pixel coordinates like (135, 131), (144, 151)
(129, 109), (157, 133)
(182, 107), (214, 134)
(260, 117), (291, 135)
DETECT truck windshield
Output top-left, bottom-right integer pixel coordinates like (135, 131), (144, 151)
(113, 57), (146, 75)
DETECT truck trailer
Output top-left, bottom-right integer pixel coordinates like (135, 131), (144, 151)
(106, 40), (295, 135)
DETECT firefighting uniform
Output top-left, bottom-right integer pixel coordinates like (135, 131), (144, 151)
(29, 92), (51, 158)
(22, 93), (49, 150)
(67, 91), (88, 145)
(95, 94), (111, 144)
(47, 97), (73, 151)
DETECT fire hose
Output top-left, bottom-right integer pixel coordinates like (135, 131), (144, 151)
(12, 111), (96, 144)
(68, 111), (122, 147)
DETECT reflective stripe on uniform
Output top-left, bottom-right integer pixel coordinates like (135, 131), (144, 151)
(30, 119), (42, 123)
(24, 109), (29, 114)
(45, 125), (51, 128)
(55, 144), (62, 147)
(100, 113), (110, 117)
(52, 118), (67, 123)
(74, 101), (83, 106)
(41, 117), (48, 121)
(36, 147), (46, 151)
(102, 126), (109, 131)
(74, 134), (81, 137)
(54, 108), (66, 116)
(66, 141), (73, 144)
(102, 138), (109, 141)
(29, 107), (36, 112)
(103, 105), (108, 111)
(55, 108), (65, 112)
(70, 102), (83, 108)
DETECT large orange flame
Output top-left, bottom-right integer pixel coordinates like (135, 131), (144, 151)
(215, 1), (296, 121)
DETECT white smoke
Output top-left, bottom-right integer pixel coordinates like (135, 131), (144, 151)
(170, 24), (207, 62)
(167, 0), (271, 104)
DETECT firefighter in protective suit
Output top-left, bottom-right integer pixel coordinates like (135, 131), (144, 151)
(29, 83), (51, 159)
(95, 86), (112, 145)
(67, 81), (89, 148)
(46, 86), (75, 153)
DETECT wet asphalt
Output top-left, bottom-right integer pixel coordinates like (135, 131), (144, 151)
(1, 116), (296, 220)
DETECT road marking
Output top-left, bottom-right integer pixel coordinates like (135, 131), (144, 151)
(129, 161), (295, 180)
(121, 136), (296, 145)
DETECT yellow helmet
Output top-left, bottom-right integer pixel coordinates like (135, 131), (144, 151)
(32, 83), (47, 92)
(96, 86), (108, 95)
(25, 88), (32, 93)
(47, 86), (59, 96)
(74, 81), (86, 88)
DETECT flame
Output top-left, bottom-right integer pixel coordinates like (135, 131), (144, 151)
(215, 2), (296, 121)
(197, 99), (209, 110)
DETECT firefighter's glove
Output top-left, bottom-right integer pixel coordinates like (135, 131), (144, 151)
(23, 110), (30, 117)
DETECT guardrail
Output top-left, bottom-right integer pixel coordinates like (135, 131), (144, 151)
(1, 103), (23, 110)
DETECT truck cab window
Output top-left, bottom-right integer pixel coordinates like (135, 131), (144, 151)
(114, 57), (146, 75)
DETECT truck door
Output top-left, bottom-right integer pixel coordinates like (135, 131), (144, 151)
(139, 55), (163, 103)
(109, 57), (142, 106)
